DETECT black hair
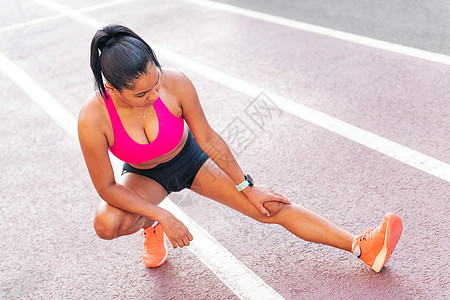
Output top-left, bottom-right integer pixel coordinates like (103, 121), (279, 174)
(90, 24), (162, 98)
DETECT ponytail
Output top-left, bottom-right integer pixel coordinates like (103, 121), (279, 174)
(89, 24), (162, 99)
(90, 30), (108, 99)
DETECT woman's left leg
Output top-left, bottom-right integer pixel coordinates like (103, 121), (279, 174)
(190, 159), (354, 252)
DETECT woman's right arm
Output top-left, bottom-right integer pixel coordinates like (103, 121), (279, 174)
(77, 104), (168, 222)
(77, 101), (193, 248)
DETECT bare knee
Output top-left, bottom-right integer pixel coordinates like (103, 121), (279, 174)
(93, 212), (119, 240)
(257, 202), (290, 224)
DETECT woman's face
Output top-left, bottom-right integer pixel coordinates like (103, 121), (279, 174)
(115, 64), (160, 108)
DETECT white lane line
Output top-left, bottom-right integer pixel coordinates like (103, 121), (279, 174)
(77, 0), (137, 13)
(31, 0), (450, 183)
(159, 47), (450, 182)
(0, 52), (77, 138)
(156, 48), (450, 183)
(0, 52), (284, 300)
(8, 0), (450, 296)
(184, 0), (450, 66)
(32, 0), (103, 28)
(0, 14), (65, 33)
(0, 0), (136, 33)
(160, 200), (284, 300)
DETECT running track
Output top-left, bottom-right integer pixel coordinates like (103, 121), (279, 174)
(1, 0), (449, 299)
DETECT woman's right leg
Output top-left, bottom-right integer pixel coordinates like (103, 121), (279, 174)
(93, 172), (168, 240)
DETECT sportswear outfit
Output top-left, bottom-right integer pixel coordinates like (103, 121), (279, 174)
(104, 89), (209, 194)
(103, 90), (209, 267)
(103, 89), (403, 271)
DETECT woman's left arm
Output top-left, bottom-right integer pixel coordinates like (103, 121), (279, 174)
(175, 71), (290, 216)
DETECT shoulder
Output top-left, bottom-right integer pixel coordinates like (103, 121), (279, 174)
(160, 68), (196, 97)
(78, 91), (110, 135)
(79, 92), (106, 122)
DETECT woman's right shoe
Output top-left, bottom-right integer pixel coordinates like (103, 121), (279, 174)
(142, 223), (169, 268)
(352, 212), (403, 272)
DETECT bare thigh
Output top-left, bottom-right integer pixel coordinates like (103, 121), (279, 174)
(190, 159), (277, 223)
(94, 172), (168, 239)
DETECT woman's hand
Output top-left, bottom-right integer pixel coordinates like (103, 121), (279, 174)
(243, 184), (291, 217)
(158, 211), (193, 248)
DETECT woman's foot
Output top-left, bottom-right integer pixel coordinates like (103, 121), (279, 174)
(352, 213), (403, 272)
(142, 222), (169, 268)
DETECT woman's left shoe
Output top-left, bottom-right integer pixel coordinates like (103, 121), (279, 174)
(352, 213), (403, 272)
(142, 223), (169, 268)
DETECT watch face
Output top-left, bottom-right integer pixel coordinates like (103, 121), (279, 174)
(246, 174), (254, 186)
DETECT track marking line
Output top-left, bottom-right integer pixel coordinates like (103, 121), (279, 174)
(155, 48), (450, 183)
(31, 0), (450, 183)
(160, 200), (284, 300)
(0, 51), (284, 300)
(183, 0), (450, 66)
(0, 14), (65, 33)
(13, 0), (450, 294)
(32, 0), (103, 28)
(0, 0), (136, 33)
(0, 52), (77, 138)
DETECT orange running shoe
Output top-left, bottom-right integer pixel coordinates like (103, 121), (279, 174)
(352, 213), (403, 272)
(142, 222), (168, 268)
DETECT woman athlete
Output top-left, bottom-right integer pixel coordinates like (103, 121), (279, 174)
(78, 24), (403, 272)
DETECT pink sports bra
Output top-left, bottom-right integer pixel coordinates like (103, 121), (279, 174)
(104, 90), (185, 164)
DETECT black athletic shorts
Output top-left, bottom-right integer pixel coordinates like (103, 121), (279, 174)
(122, 129), (209, 194)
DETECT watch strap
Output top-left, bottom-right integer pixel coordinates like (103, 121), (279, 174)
(235, 179), (250, 192)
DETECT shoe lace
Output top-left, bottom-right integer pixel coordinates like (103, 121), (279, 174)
(142, 228), (159, 254)
(356, 227), (376, 242)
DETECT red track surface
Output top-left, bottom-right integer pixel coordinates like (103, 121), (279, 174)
(1, 0), (449, 299)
